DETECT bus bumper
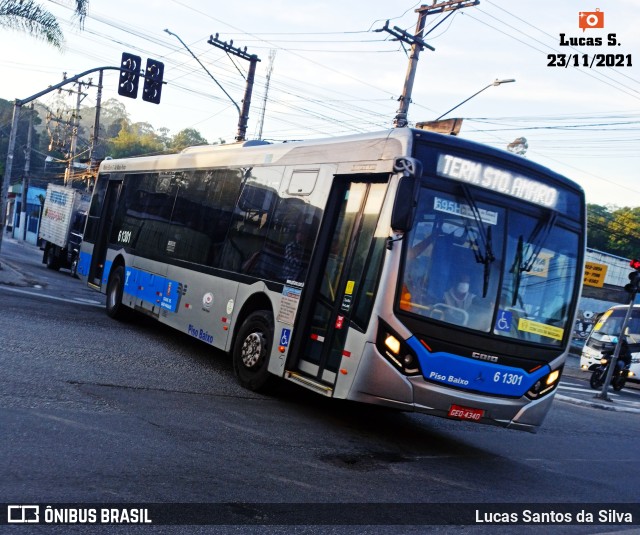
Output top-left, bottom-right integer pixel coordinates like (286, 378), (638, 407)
(348, 348), (554, 433)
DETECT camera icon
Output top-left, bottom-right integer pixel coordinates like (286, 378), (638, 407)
(579, 9), (604, 31)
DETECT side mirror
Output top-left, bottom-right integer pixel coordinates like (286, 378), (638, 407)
(391, 157), (422, 233)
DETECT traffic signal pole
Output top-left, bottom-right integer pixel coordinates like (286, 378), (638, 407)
(0, 65), (123, 264)
(595, 261), (640, 401)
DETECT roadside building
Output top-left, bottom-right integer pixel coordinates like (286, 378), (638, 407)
(5, 183), (46, 245)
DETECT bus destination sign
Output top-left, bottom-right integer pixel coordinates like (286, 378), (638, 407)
(437, 154), (558, 209)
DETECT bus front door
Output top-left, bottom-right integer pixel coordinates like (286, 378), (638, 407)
(293, 179), (387, 386)
(88, 178), (122, 288)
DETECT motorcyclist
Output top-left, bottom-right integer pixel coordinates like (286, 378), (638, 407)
(604, 338), (632, 373)
(616, 339), (632, 372)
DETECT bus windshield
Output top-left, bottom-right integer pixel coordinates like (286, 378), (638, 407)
(399, 186), (579, 346)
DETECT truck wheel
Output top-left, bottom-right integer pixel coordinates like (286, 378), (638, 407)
(45, 246), (60, 271)
(232, 310), (275, 392)
(106, 265), (129, 320)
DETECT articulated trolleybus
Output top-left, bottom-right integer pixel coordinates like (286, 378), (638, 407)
(79, 128), (585, 432)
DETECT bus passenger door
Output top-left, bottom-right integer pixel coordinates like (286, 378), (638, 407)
(293, 178), (387, 386)
(88, 178), (122, 288)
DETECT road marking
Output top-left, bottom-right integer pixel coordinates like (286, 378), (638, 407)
(558, 384), (612, 394)
(0, 285), (103, 307)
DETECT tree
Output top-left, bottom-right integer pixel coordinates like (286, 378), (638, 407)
(0, 0), (88, 49)
(107, 121), (165, 159)
(586, 204), (640, 258)
(608, 207), (640, 259)
(586, 204), (614, 252)
(167, 128), (209, 152)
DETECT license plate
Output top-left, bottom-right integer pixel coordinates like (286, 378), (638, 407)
(448, 404), (484, 421)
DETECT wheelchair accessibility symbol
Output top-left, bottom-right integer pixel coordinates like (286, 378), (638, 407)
(495, 310), (513, 332)
(280, 328), (291, 347)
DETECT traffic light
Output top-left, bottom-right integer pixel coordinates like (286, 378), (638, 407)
(625, 259), (640, 295)
(118, 52), (141, 98)
(142, 58), (164, 104)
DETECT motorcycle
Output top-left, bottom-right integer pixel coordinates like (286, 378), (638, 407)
(589, 350), (632, 391)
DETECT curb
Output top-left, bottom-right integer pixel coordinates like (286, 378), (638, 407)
(555, 393), (640, 414)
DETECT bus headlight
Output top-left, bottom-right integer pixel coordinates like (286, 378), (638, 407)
(384, 334), (401, 355)
(376, 321), (421, 376)
(525, 367), (563, 400)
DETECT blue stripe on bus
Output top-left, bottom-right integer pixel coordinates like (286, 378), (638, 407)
(100, 261), (180, 313)
(78, 251), (91, 277)
(407, 336), (549, 397)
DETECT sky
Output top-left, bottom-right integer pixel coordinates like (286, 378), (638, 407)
(1, 0), (639, 207)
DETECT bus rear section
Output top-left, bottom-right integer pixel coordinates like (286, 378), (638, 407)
(580, 305), (640, 382)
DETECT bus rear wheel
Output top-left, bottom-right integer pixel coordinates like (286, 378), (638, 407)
(233, 310), (274, 392)
(106, 265), (129, 321)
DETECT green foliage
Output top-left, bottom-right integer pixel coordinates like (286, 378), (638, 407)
(167, 128), (209, 152)
(1, 96), (214, 186)
(0, 0), (88, 49)
(587, 204), (640, 259)
(107, 121), (165, 159)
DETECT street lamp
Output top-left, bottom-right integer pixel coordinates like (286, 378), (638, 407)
(435, 78), (515, 121)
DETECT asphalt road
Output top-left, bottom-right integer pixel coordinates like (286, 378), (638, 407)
(1, 237), (639, 534)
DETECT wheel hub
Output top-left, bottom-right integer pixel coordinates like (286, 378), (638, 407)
(241, 332), (264, 368)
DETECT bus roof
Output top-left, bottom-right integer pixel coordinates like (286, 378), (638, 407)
(98, 128), (584, 195)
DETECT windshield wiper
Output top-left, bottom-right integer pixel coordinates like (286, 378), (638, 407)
(521, 211), (557, 272)
(509, 211), (557, 307)
(460, 184), (494, 297)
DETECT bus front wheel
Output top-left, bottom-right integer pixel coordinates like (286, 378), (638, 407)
(233, 310), (274, 392)
(106, 265), (129, 321)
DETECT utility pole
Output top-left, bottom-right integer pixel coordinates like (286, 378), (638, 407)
(379, 0), (480, 128)
(18, 104), (34, 241)
(207, 34), (261, 142)
(89, 69), (104, 190)
(65, 81), (88, 186)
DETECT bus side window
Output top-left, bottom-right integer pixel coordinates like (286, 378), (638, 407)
(264, 197), (320, 284)
(220, 167), (283, 277)
(204, 169), (243, 267)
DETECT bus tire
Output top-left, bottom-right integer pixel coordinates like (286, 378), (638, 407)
(106, 265), (129, 321)
(233, 310), (274, 392)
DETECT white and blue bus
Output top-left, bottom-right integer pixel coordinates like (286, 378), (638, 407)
(79, 128), (585, 432)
